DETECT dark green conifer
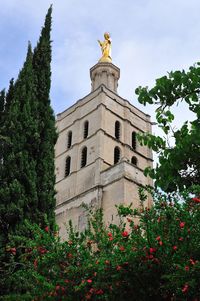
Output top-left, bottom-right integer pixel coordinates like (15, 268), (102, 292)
(32, 5), (57, 227)
(0, 5), (56, 243)
(0, 7), (57, 294)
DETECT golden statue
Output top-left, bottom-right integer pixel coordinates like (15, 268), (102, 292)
(98, 32), (112, 63)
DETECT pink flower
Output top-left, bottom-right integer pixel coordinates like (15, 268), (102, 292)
(96, 289), (104, 295)
(179, 222), (185, 228)
(182, 284), (189, 294)
(116, 265), (122, 271)
(173, 246), (178, 251)
(189, 258), (195, 265)
(185, 266), (189, 271)
(87, 279), (92, 283)
(149, 247), (156, 254)
(122, 231), (129, 237)
(9, 247), (16, 255)
(156, 236), (161, 241)
(44, 226), (49, 232)
(159, 241), (163, 246)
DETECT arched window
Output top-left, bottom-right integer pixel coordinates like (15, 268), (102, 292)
(132, 131), (137, 150)
(67, 131), (72, 149)
(115, 121), (120, 140)
(65, 156), (71, 177)
(131, 156), (137, 166)
(83, 121), (89, 139)
(81, 147), (87, 168)
(114, 146), (121, 164)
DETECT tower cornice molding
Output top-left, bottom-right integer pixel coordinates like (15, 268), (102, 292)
(90, 62), (120, 93)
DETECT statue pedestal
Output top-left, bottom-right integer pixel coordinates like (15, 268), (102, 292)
(90, 62), (120, 93)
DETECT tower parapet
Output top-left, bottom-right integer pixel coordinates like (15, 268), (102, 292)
(90, 62), (120, 93)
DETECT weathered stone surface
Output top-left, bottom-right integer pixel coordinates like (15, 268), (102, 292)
(55, 62), (153, 239)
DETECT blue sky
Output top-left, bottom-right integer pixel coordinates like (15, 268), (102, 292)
(0, 0), (199, 130)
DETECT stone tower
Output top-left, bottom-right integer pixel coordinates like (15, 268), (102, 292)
(55, 61), (153, 238)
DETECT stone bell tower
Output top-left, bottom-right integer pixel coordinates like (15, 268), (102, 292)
(55, 34), (153, 238)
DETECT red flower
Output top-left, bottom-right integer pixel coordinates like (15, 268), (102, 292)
(105, 260), (110, 265)
(159, 241), (163, 246)
(87, 279), (92, 283)
(96, 289), (104, 295)
(179, 237), (184, 241)
(185, 266), (189, 271)
(179, 222), (185, 228)
(37, 246), (47, 254)
(173, 246), (178, 251)
(156, 236), (161, 241)
(182, 284), (189, 294)
(107, 232), (112, 237)
(9, 247), (16, 255)
(122, 231), (129, 237)
(192, 197), (200, 203)
(44, 226), (49, 232)
(116, 265), (122, 271)
(149, 247), (156, 254)
(67, 253), (73, 258)
(109, 237), (113, 241)
(127, 218), (132, 223)
(34, 259), (38, 269)
(189, 258), (195, 265)
(119, 246), (125, 251)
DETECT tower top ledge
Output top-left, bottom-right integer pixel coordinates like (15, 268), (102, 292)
(90, 62), (120, 93)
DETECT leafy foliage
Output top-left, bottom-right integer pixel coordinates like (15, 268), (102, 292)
(135, 65), (200, 192)
(2, 189), (200, 301)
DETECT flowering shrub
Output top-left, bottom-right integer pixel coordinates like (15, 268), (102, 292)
(2, 188), (200, 300)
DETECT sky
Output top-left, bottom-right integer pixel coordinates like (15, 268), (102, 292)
(0, 0), (199, 133)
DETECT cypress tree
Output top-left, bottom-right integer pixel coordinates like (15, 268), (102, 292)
(0, 44), (38, 240)
(0, 4), (56, 248)
(0, 6), (57, 294)
(32, 5), (57, 228)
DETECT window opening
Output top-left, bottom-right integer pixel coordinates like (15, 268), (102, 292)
(67, 131), (72, 148)
(83, 121), (89, 139)
(115, 121), (120, 140)
(81, 147), (87, 168)
(114, 146), (120, 164)
(132, 131), (136, 150)
(131, 156), (137, 166)
(65, 156), (71, 177)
